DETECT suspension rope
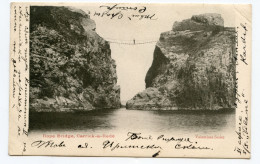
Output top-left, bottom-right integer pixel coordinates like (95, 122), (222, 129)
(105, 39), (158, 45)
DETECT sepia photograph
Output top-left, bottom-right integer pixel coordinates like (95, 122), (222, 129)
(29, 5), (236, 136)
(8, 2), (251, 158)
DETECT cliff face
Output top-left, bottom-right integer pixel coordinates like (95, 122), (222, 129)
(30, 6), (121, 112)
(126, 13), (236, 110)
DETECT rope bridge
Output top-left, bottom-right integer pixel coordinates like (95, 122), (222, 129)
(104, 38), (158, 45)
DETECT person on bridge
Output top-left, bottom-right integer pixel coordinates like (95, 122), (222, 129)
(133, 39), (135, 45)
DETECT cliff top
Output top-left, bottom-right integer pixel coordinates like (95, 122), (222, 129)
(172, 13), (224, 31)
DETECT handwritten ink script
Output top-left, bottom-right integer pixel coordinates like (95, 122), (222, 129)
(31, 140), (66, 148)
(92, 132), (211, 156)
(102, 132), (212, 153)
(234, 23), (250, 156)
(31, 132), (212, 157)
(90, 4), (157, 20)
(10, 4), (30, 154)
(234, 90), (250, 155)
(9, 3), (251, 158)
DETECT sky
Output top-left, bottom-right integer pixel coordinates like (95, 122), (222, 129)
(75, 3), (238, 103)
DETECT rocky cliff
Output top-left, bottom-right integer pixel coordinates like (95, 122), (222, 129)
(126, 13), (236, 110)
(30, 6), (121, 112)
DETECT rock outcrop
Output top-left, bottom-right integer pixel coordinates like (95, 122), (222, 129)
(30, 6), (121, 112)
(126, 13), (236, 110)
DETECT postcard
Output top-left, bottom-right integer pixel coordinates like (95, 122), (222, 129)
(9, 2), (251, 158)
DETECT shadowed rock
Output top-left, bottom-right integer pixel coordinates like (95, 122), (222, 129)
(29, 6), (121, 112)
(127, 13), (236, 110)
